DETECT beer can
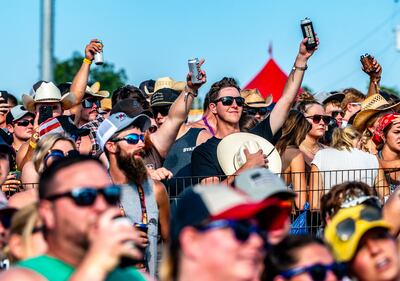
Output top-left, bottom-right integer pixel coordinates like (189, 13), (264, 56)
(134, 222), (148, 233)
(188, 58), (202, 84)
(360, 53), (375, 73)
(94, 40), (104, 65)
(300, 18), (317, 50)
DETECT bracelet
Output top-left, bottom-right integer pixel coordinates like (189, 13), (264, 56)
(83, 58), (92, 65)
(292, 64), (308, 71)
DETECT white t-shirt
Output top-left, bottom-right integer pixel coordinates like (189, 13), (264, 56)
(311, 148), (379, 192)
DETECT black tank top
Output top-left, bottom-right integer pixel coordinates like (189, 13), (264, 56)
(163, 128), (204, 196)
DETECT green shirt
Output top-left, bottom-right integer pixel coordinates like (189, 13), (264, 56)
(18, 255), (145, 281)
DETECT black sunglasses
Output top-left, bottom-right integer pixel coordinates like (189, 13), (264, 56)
(112, 133), (145, 145)
(44, 149), (80, 168)
(213, 96), (245, 107)
(152, 106), (170, 117)
(197, 219), (265, 243)
(245, 107), (269, 116)
(305, 114), (333, 125)
(45, 185), (121, 206)
(331, 111), (344, 118)
(15, 119), (34, 127)
(82, 98), (101, 109)
(336, 206), (382, 241)
(280, 262), (347, 281)
(0, 213), (13, 229)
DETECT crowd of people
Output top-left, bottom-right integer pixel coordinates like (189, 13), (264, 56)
(0, 34), (398, 281)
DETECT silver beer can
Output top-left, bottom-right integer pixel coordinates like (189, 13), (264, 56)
(188, 58), (202, 84)
(94, 40), (104, 65)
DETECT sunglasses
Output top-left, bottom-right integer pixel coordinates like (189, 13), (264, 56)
(213, 96), (245, 107)
(82, 98), (101, 109)
(44, 149), (80, 168)
(280, 262), (347, 281)
(245, 107), (269, 116)
(336, 206), (382, 241)
(305, 115), (333, 125)
(45, 185), (121, 206)
(0, 213), (13, 229)
(331, 111), (344, 118)
(152, 106), (170, 117)
(15, 119), (34, 127)
(112, 133), (145, 145)
(197, 219), (265, 243)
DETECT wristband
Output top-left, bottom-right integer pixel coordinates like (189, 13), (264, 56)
(83, 58), (92, 65)
(292, 64), (308, 71)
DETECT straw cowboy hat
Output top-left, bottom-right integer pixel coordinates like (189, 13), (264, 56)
(353, 94), (400, 132)
(241, 89), (273, 108)
(22, 81), (76, 113)
(85, 82), (110, 98)
(217, 132), (282, 175)
(144, 77), (186, 96)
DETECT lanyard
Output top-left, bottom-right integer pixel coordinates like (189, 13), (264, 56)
(119, 184), (148, 224)
(202, 116), (215, 136)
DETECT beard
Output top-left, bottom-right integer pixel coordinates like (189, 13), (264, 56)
(115, 147), (148, 185)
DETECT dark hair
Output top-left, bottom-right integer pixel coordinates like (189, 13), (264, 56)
(203, 92), (211, 112)
(207, 77), (241, 104)
(275, 110), (311, 154)
(294, 100), (322, 114)
(6, 93), (18, 107)
(262, 235), (327, 281)
(239, 113), (259, 132)
(341, 88), (365, 112)
(38, 154), (103, 199)
(112, 85), (149, 109)
(320, 181), (376, 225)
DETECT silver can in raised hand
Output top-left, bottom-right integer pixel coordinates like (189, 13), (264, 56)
(188, 58), (202, 84)
(94, 40), (104, 65)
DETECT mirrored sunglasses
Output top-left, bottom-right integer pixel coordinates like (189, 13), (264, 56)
(82, 98), (101, 109)
(112, 133), (145, 145)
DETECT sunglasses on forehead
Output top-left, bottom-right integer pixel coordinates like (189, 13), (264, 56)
(111, 133), (145, 145)
(82, 98), (101, 109)
(45, 185), (121, 206)
(15, 119), (34, 127)
(305, 114), (333, 125)
(213, 96), (245, 107)
(245, 107), (269, 116)
(280, 262), (347, 281)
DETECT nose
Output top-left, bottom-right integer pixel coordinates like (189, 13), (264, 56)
(366, 239), (382, 256)
(92, 193), (109, 213)
(325, 270), (339, 281)
(246, 232), (265, 250)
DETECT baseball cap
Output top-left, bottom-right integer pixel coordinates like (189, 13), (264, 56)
(111, 98), (153, 118)
(170, 183), (274, 242)
(150, 88), (180, 107)
(234, 168), (296, 201)
(6, 105), (35, 125)
(97, 112), (151, 150)
(324, 204), (391, 262)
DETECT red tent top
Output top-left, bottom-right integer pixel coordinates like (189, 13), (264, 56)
(243, 58), (288, 103)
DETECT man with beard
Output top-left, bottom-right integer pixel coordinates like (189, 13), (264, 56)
(97, 111), (170, 277)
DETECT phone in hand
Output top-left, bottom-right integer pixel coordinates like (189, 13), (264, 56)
(38, 105), (53, 125)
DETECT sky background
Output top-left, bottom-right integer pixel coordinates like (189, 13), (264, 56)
(2, 0), (400, 100)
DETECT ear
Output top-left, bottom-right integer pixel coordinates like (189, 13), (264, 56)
(105, 141), (117, 154)
(209, 102), (218, 115)
(7, 124), (14, 134)
(346, 103), (352, 113)
(8, 234), (24, 261)
(179, 227), (205, 260)
(39, 201), (55, 231)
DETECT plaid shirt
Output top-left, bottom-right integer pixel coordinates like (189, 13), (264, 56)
(80, 115), (105, 157)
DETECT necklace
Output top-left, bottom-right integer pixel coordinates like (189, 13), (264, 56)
(300, 143), (323, 156)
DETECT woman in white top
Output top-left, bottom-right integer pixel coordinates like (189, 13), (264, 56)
(310, 126), (379, 209)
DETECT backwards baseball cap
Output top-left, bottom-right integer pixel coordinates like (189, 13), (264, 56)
(170, 184), (273, 242)
(324, 204), (390, 262)
(39, 116), (90, 139)
(6, 105), (35, 125)
(111, 98), (153, 118)
(234, 168), (296, 202)
(97, 112), (151, 150)
(150, 88), (180, 107)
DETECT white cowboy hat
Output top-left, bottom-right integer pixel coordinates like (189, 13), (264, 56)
(22, 81), (76, 112)
(217, 132), (282, 175)
(85, 81), (110, 98)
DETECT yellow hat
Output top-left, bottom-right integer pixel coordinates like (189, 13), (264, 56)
(100, 98), (112, 111)
(241, 89), (272, 108)
(324, 205), (390, 262)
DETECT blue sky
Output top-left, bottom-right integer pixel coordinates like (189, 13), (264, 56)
(2, 0), (400, 99)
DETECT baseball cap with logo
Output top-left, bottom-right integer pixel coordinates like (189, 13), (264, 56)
(324, 204), (390, 262)
(170, 183), (274, 242)
(96, 112), (151, 150)
(6, 105), (35, 125)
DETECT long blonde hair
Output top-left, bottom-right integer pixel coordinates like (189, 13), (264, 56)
(331, 126), (361, 151)
(32, 133), (76, 173)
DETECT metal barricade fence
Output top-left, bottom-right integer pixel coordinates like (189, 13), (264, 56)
(5, 168), (399, 233)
